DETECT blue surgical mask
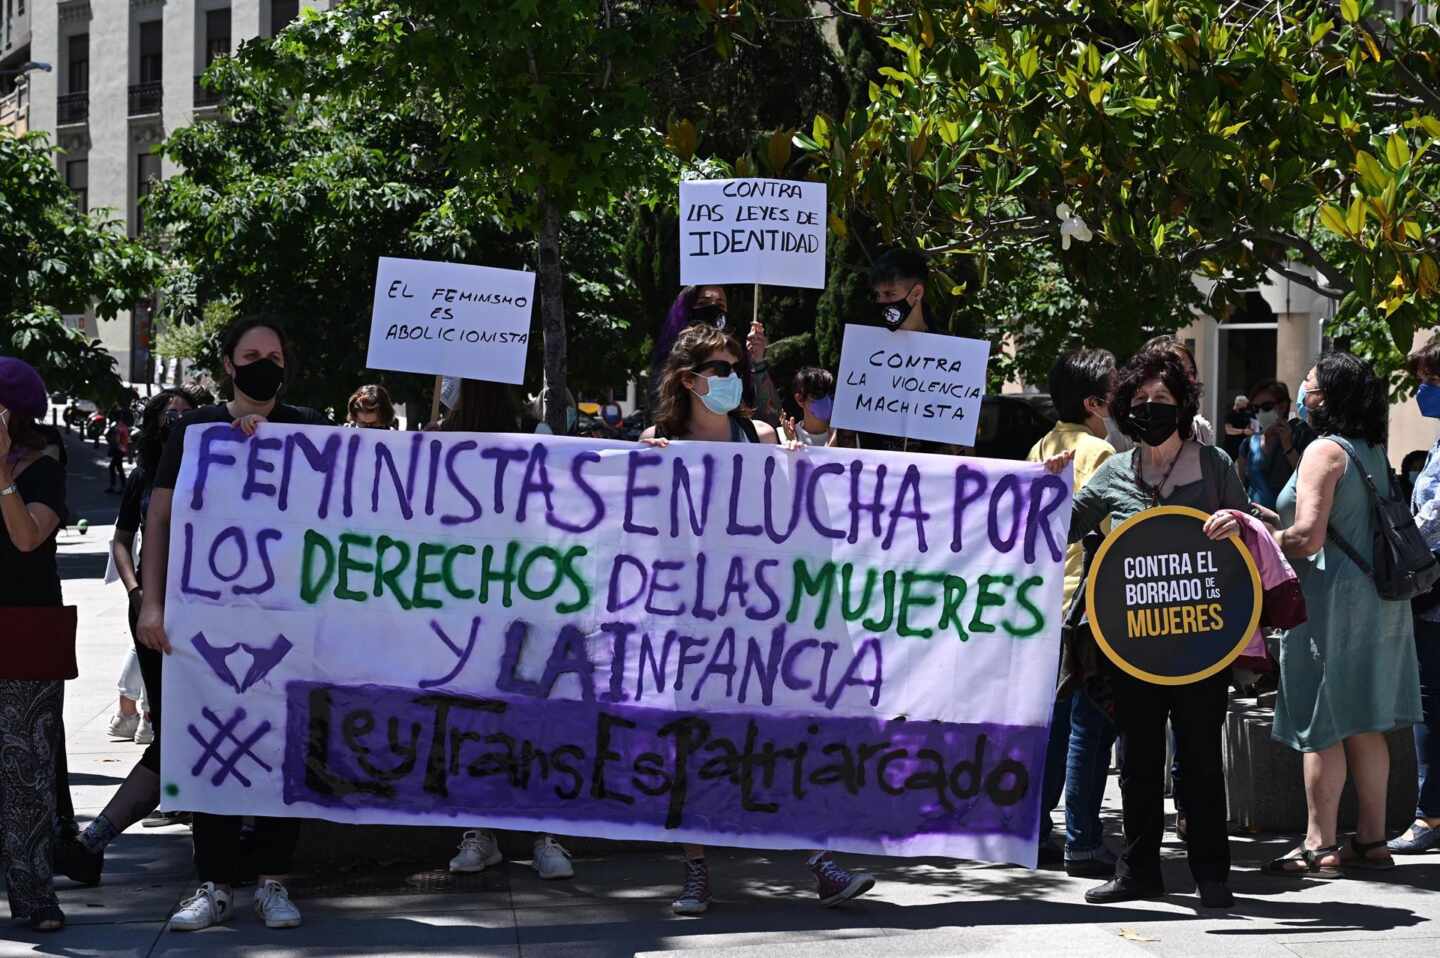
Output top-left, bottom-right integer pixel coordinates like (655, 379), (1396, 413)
(1296, 383), (1309, 423)
(809, 395), (834, 421)
(1417, 383), (1440, 419)
(695, 373), (742, 415)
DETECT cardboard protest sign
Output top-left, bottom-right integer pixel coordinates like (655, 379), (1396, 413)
(830, 325), (990, 447)
(1086, 506), (1261, 685)
(161, 425), (1072, 865)
(366, 257), (535, 383)
(679, 179), (827, 289)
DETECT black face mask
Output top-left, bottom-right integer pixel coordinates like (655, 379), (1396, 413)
(1129, 401), (1180, 446)
(232, 357), (284, 402)
(873, 292), (914, 331)
(689, 303), (728, 331)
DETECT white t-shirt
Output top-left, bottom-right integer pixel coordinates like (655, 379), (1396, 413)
(795, 424), (833, 447)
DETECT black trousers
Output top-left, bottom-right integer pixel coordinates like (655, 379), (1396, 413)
(193, 815), (301, 885)
(1112, 669), (1231, 887)
(129, 598), (163, 774)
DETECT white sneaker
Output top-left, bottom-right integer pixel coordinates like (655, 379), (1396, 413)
(532, 836), (575, 880)
(254, 878), (302, 929)
(108, 712), (139, 740)
(134, 714), (154, 745)
(448, 830), (502, 873)
(169, 882), (234, 932)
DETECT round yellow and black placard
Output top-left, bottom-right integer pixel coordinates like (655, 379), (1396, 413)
(1085, 506), (1262, 686)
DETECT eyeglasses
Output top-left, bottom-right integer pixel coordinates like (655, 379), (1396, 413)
(691, 360), (737, 378)
(1252, 401), (1282, 413)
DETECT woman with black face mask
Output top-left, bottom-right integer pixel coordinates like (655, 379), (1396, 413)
(135, 316), (331, 934)
(1045, 347), (1249, 910)
(653, 285), (782, 426)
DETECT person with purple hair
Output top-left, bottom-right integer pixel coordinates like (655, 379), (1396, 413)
(653, 285), (781, 426)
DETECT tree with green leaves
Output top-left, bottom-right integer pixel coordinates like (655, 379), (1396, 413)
(147, 44), (650, 414)
(263, 0), (720, 431)
(777, 0), (1440, 381)
(1, 131), (163, 403)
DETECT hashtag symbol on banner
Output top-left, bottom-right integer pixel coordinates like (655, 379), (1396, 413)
(187, 707), (274, 788)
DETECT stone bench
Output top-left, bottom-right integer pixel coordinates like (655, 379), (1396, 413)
(1224, 692), (1419, 834)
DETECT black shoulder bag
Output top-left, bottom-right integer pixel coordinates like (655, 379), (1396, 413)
(1324, 438), (1440, 601)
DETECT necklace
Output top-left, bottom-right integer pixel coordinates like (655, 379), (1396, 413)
(1134, 440), (1186, 507)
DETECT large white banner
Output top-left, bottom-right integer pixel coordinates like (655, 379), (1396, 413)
(162, 425), (1071, 865)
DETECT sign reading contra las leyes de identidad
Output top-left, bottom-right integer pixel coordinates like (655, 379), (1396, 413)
(679, 178), (827, 289)
(366, 256), (536, 384)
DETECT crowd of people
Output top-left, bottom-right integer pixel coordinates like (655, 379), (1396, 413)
(2, 248), (1437, 933)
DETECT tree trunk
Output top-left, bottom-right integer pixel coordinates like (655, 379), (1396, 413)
(537, 191), (569, 435)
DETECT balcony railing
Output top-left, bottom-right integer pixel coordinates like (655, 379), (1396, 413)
(56, 91), (88, 124)
(128, 81), (162, 116)
(193, 75), (222, 108)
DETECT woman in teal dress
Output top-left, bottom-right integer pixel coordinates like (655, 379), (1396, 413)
(1266, 353), (1423, 875)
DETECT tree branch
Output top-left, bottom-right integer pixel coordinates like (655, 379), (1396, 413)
(1252, 227), (1351, 292)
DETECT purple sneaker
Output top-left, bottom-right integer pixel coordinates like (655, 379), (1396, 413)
(809, 853), (874, 907)
(672, 858), (711, 915)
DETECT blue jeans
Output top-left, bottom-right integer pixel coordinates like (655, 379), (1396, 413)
(1040, 689), (1118, 854)
(1415, 618), (1440, 819)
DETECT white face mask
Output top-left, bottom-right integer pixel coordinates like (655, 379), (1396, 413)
(1255, 408), (1280, 430)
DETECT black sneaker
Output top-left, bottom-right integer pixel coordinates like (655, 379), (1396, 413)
(1084, 877), (1165, 904)
(53, 837), (103, 886)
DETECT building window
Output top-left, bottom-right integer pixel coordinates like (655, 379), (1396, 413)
(68, 34), (89, 94)
(66, 159), (87, 215)
(205, 8), (231, 67)
(270, 0), (300, 36)
(136, 151), (161, 234)
(139, 20), (162, 84)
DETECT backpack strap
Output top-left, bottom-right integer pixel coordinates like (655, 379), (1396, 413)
(1319, 436), (1379, 579)
(731, 414), (760, 444)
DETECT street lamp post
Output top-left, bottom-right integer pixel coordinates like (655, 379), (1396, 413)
(0, 61), (54, 77)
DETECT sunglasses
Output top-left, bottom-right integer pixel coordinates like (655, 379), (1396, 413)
(691, 360), (738, 378)
(1252, 401), (1283, 413)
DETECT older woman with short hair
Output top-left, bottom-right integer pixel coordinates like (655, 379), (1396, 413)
(1055, 346), (1249, 909)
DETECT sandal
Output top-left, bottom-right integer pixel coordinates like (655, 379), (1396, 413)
(1264, 843), (1342, 876)
(1341, 836), (1395, 871)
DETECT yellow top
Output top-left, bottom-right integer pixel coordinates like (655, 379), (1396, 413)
(1027, 421), (1115, 609)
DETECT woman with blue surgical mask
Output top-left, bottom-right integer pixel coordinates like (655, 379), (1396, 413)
(1388, 342), (1440, 856)
(642, 325), (780, 446)
(640, 325), (875, 914)
(1235, 380), (1298, 511)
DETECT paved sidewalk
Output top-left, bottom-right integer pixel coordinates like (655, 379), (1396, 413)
(5, 430), (1439, 956)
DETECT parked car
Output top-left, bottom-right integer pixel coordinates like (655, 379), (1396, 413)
(966, 393), (1058, 461)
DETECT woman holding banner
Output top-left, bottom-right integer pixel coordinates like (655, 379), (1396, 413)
(642, 325), (874, 914)
(1048, 346), (1248, 909)
(654, 285), (781, 426)
(136, 316), (330, 933)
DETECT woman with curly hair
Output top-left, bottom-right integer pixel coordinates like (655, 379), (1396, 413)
(1048, 346), (1249, 909)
